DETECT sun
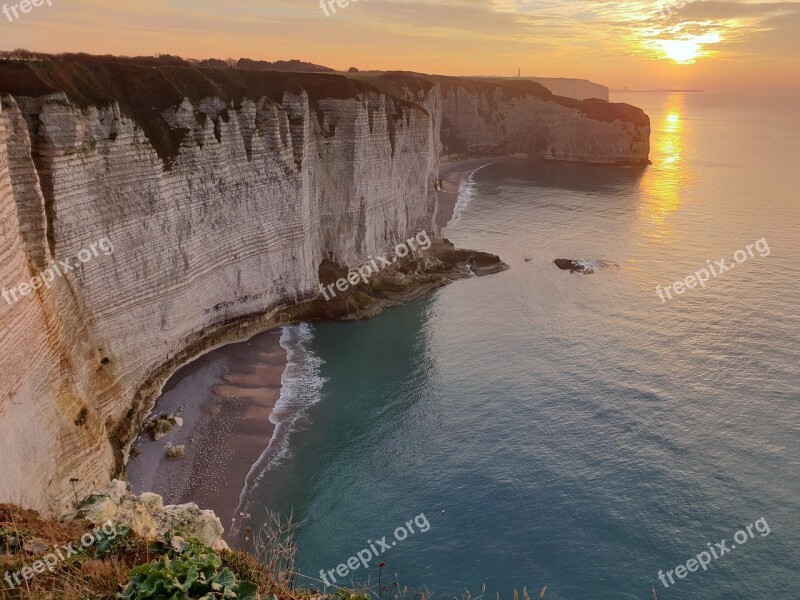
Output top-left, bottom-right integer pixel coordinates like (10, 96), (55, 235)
(657, 39), (701, 64)
(655, 32), (723, 64)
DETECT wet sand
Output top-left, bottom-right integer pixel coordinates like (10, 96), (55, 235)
(126, 329), (286, 542)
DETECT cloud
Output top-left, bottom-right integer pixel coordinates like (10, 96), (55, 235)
(0, 0), (796, 87)
(676, 0), (800, 19)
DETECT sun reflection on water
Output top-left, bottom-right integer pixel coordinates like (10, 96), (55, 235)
(638, 93), (691, 242)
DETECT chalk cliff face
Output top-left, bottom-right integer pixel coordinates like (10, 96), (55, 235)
(366, 73), (649, 164)
(0, 62), (649, 512)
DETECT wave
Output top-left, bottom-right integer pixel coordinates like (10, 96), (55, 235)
(575, 259), (620, 270)
(446, 162), (494, 228)
(232, 323), (326, 529)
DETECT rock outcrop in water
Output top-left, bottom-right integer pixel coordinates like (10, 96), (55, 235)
(0, 61), (649, 512)
(554, 259), (620, 274)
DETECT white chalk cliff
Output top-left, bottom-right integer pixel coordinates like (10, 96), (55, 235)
(0, 63), (650, 512)
(367, 73), (649, 163)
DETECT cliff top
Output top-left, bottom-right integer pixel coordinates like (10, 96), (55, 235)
(0, 60), (379, 109)
(0, 60), (420, 166)
(0, 49), (335, 72)
(0, 60), (648, 131)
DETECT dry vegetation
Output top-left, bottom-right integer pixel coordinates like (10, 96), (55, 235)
(0, 504), (156, 599)
(0, 504), (299, 600)
(1, 505), (549, 600)
(0, 50), (332, 73)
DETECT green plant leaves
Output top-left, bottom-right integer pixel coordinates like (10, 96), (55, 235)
(212, 568), (235, 590)
(118, 538), (258, 600)
(236, 581), (259, 600)
(94, 525), (132, 557)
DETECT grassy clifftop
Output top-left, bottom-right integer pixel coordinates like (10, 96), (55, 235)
(0, 501), (299, 600)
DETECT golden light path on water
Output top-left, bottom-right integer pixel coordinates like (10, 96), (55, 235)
(637, 93), (690, 243)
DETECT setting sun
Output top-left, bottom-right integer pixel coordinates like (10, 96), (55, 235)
(657, 39), (702, 64)
(655, 32), (723, 64)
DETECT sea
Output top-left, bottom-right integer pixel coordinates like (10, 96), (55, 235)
(195, 92), (800, 599)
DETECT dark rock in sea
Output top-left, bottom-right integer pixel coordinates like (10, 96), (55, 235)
(554, 259), (619, 274)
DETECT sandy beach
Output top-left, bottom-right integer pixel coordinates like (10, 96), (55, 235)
(126, 329), (287, 542)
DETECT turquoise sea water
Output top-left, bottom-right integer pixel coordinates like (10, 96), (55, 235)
(238, 92), (799, 599)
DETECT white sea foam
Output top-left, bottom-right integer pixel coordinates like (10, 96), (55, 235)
(446, 162), (494, 228)
(575, 259), (620, 272)
(269, 323), (326, 429)
(233, 323), (326, 528)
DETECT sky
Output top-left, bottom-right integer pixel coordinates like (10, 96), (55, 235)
(1, 0), (799, 90)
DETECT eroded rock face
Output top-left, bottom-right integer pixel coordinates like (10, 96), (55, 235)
(62, 480), (227, 550)
(0, 63), (648, 512)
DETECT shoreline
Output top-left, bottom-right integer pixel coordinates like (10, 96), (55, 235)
(124, 157), (510, 542)
(126, 329), (287, 538)
(436, 156), (520, 229)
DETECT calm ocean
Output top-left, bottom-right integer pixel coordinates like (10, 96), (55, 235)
(238, 91), (799, 599)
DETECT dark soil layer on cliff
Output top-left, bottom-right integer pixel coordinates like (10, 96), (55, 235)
(0, 60), (648, 170)
(0, 60), (422, 167)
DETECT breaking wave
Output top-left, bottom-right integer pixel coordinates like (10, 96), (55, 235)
(233, 323), (326, 529)
(446, 163), (494, 228)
